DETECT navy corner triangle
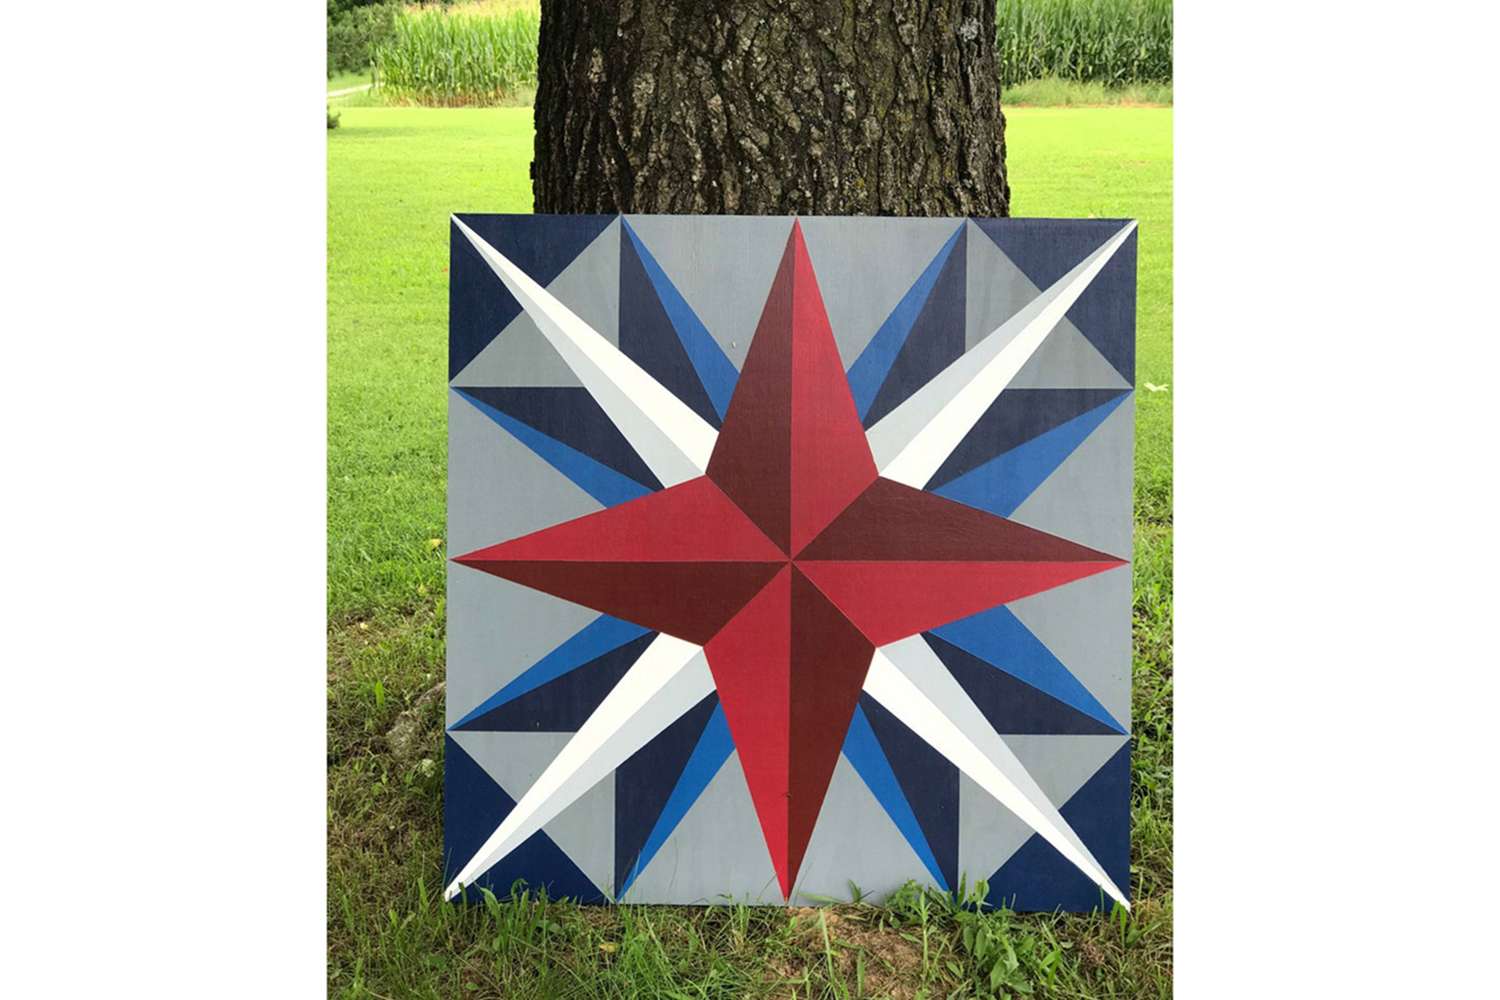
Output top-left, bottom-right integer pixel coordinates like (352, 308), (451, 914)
(444, 735), (604, 903)
(970, 219), (1137, 385)
(449, 214), (618, 380)
(985, 740), (1131, 913)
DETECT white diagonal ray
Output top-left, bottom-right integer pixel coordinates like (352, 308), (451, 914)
(867, 222), (1136, 488)
(863, 638), (1129, 909)
(443, 633), (714, 900)
(453, 217), (717, 486)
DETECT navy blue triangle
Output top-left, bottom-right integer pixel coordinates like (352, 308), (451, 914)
(453, 632), (658, 732)
(971, 219), (1137, 384)
(449, 214), (616, 380)
(986, 741), (1131, 913)
(926, 388), (1128, 490)
(924, 634), (1121, 736)
(863, 226), (968, 428)
(613, 692), (721, 890)
(859, 693), (960, 891)
(619, 229), (724, 428)
(443, 735), (603, 902)
(457, 386), (663, 492)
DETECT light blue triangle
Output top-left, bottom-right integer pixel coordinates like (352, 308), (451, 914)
(929, 606), (1124, 734)
(451, 614), (653, 730)
(621, 220), (739, 420)
(455, 389), (652, 509)
(933, 392), (1128, 516)
(841, 706), (948, 889)
(618, 704), (736, 895)
(846, 226), (964, 419)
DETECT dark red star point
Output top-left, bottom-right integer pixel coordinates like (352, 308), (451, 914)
(455, 221), (1124, 897)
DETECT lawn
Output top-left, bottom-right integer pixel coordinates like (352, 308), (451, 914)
(1003, 78), (1172, 107)
(328, 105), (1172, 998)
(328, 69), (376, 94)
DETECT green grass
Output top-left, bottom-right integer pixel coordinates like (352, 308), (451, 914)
(328, 105), (1172, 997)
(328, 79), (410, 110)
(328, 69), (376, 94)
(1006, 77), (1171, 106)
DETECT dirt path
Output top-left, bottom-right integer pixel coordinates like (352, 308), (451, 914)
(327, 83), (373, 98)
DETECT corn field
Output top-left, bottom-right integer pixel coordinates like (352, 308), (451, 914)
(374, 9), (539, 106)
(997, 0), (1172, 87)
(373, 1), (1170, 107)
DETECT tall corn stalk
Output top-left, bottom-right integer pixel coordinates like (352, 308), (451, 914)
(996, 0), (1172, 87)
(376, 9), (540, 106)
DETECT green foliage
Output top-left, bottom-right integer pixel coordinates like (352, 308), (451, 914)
(375, 8), (539, 106)
(997, 0), (1173, 86)
(328, 0), (381, 16)
(327, 1), (401, 76)
(879, 881), (1076, 997)
(327, 106), (341, 129)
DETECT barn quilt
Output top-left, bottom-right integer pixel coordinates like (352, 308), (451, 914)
(445, 214), (1137, 911)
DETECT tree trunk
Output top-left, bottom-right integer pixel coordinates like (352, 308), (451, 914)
(533, 0), (1009, 216)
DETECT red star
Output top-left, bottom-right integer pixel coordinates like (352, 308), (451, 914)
(456, 222), (1124, 897)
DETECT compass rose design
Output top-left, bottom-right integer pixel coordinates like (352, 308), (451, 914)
(445, 214), (1136, 909)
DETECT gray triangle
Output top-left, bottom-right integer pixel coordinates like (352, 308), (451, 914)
(450, 730), (616, 896)
(622, 751), (783, 904)
(623, 215), (794, 370)
(447, 389), (606, 728)
(447, 388), (601, 557)
(965, 219), (1038, 353)
(800, 217), (965, 368)
(548, 216), (622, 347)
(1009, 325), (1132, 390)
(792, 754), (937, 905)
(957, 733), (1128, 886)
(445, 566), (600, 729)
(1008, 565), (1133, 729)
(447, 389), (604, 728)
(1009, 392), (1134, 559)
(966, 221), (1129, 390)
(451, 218), (621, 388)
(453, 319), (581, 388)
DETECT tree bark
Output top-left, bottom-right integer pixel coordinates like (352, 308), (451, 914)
(533, 0), (1009, 216)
